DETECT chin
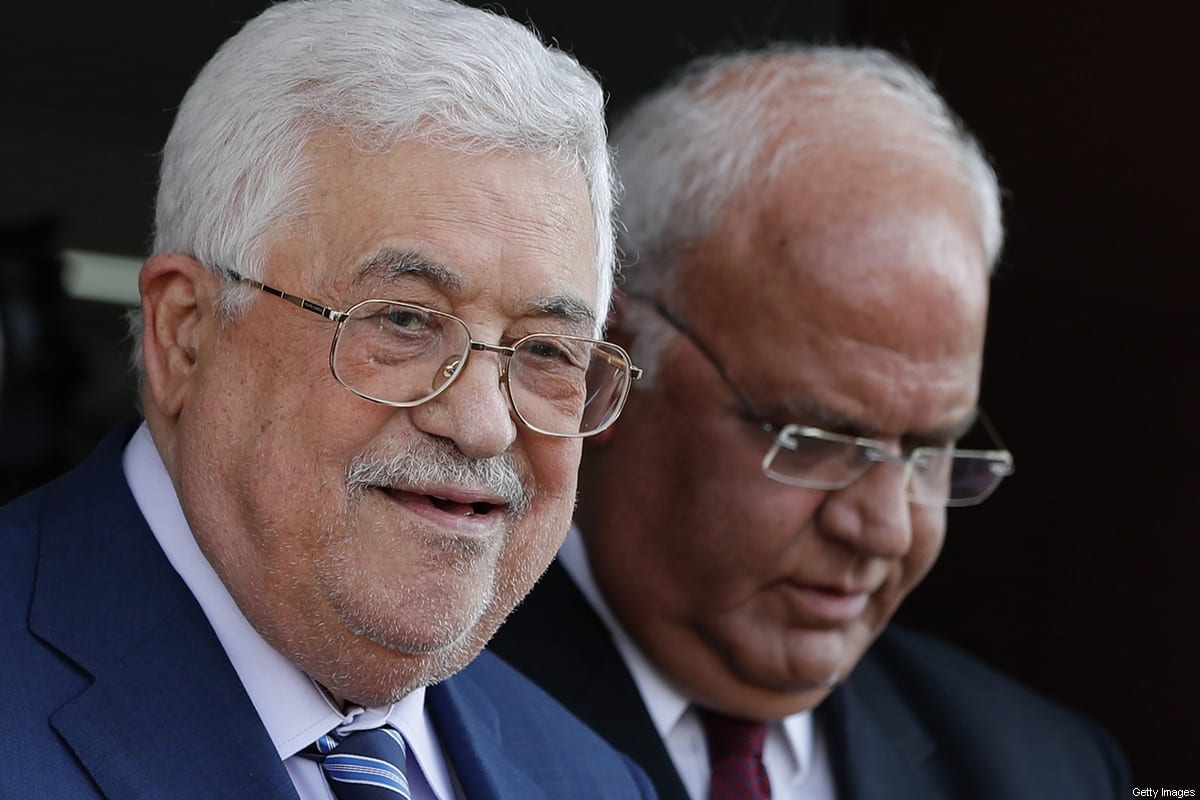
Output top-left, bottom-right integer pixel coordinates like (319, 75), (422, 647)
(346, 595), (491, 655)
(332, 625), (491, 707)
(328, 563), (498, 648)
(748, 625), (872, 695)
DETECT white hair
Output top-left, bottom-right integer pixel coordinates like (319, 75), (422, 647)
(614, 43), (1004, 303)
(135, 0), (615, 368)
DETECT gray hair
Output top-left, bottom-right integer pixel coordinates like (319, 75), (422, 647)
(613, 43), (1003, 303)
(134, 0), (615, 373)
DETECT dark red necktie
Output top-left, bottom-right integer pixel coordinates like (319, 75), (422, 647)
(700, 708), (772, 800)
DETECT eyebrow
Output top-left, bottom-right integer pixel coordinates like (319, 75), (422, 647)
(358, 247), (464, 292)
(779, 399), (868, 435)
(780, 398), (979, 443)
(525, 295), (597, 333)
(356, 246), (597, 332)
(936, 409), (981, 442)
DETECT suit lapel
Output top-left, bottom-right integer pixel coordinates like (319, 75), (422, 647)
(489, 561), (690, 800)
(30, 425), (296, 800)
(817, 640), (937, 800)
(498, 564), (948, 800)
(425, 665), (545, 800)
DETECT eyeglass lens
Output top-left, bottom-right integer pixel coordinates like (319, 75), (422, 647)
(330, 300), (631, 436)
(507, 337), (633, 435)
(766, 428), (1011, 507)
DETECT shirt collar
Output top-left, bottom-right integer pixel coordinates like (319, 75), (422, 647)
(558, 524), (815, 784)
(558, 525), (691, 735)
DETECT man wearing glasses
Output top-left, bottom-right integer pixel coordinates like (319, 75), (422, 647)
(490, 46), (1130, 798)
(0, 1), (653, 798)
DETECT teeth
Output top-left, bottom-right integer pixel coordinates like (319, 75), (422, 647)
(431, 494), (481, 516)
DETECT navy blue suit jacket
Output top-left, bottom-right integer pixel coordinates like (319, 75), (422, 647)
(490, 560), (1132, 800)
(0, 425), (656, 799)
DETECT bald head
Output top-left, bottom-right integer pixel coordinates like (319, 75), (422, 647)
(612, 45), (1002, 299)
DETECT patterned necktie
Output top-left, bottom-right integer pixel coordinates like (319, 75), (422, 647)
(700, 708), (772, 800)
(308, 727), (413, 800)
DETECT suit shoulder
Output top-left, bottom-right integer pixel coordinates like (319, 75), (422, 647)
(1, 481), (50, 610)
(853, 626), (1131, 789)
(869, 626), (1088, 716)
(0, 423), (136, 609)
(442, 650), (656, 798)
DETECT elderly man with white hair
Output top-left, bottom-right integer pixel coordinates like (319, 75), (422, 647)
(0, 2), (652, 798)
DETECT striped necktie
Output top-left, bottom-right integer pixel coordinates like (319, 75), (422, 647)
(308, 727), (413, 800)
(700, 709), (771, 800)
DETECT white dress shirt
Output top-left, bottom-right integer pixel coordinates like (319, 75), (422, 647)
(558, 526), (838, 800)
(123, 423), (457, 800)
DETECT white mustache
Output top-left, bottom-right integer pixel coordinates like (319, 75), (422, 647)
(346, 438), (532, 518)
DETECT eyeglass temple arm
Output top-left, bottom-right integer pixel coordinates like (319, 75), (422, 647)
(591, 345), (643, 380)
(915, 409), (1013, 481)
(218, 267), (347, 322)
(970, 409), (1015, 473)
(625, 292), (751, 408)
(975, 408), (1010, 451)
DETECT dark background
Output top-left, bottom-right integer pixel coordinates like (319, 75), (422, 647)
(2, 0), (1195, 786)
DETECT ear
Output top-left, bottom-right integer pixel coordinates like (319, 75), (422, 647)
(602, 288), (635, 353)
(588, 289), (638, 448)
(139, 253), (216, 420)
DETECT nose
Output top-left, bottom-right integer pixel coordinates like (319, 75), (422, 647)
(815, 457), (914, 559)
(408, 347), (518, 458)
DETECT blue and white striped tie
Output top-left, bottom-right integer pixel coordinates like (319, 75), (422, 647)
(309, 727), (413, 800)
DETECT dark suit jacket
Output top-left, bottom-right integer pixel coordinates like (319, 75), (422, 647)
(0, 425), (656, 800)
(490, 560), (1132, 800)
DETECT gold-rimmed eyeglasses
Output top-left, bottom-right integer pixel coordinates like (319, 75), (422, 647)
(629, 294), (1013, 506)
(224, 269), (642, 438)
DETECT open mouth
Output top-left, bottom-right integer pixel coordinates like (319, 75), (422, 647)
(429, 495), (500, 516)
(382, 488), (503, 518)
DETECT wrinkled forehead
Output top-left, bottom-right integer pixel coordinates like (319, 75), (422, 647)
(273, 133), (602, 318)
(674, 153), (990, 432)
(689, 143), (989, 341)
(683, 245), (988, 372)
